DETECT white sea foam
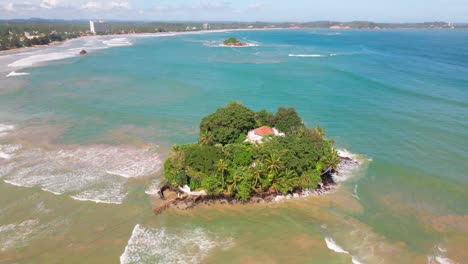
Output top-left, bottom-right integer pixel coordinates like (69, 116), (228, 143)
(324, 237), (363, 264)
(325, 237), (349, 254)
(332, 149), (370, 183)
(289, 54), (325, 58)
(0, 124), (14, 134)
(103, 38), (133, 47)
(289, 53), (338, 58)
(352, 257), (364, 264)
(352, 184), (360, 200)
(428, 255), (455, 264)
(0, 217), (66, 252)
(5, 37), (127, 69)
(8, 52), (77, 68)
(427, 244), (455, 264)
(1, 145), (162, 204)
(0, 144), (21, 160)
(309, 32), (342, 36)
(145, 178), (161, 196)
(120, 225), (234, 264)
(6, 71), (30, 77)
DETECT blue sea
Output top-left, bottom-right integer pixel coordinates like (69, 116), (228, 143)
(0, 29), (467, 263)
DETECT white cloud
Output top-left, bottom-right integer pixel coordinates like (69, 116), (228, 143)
(80, 1), (101, 9)
(3, 3), (15, 11)
(110, 1), (130, 9)
(40, 0), (59, 9)
(80, 1), (131, 10)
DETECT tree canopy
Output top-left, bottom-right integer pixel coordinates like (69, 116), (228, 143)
(164, 102), (339, 201)
(199, 102), (257, 145)
(223, 37), (239, 45)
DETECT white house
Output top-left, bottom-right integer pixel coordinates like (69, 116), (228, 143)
(245, 126), (285, 144)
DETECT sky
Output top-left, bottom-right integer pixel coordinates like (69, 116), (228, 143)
(0, 0), (467, 22)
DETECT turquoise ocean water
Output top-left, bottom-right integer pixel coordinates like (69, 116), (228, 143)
(0, 29), (467, 263)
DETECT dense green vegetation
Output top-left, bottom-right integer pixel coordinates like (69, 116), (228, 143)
(163, 102), (340, 201)
(0, 21), (82, 50)
(223, 37), (240, 45)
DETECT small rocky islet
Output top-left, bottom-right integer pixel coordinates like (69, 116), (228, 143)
(154, 102), (357, 214)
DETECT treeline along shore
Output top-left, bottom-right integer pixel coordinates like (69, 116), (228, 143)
(1, 18), (465, 51)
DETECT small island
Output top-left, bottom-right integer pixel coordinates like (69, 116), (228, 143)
(223, 37), (248, 47)
(155, 102), (347, 213)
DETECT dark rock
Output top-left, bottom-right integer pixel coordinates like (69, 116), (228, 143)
(251, 197), (264, 203)
(79, 49), (87, 55)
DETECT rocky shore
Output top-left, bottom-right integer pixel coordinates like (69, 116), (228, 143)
(154, 156), (358, 215)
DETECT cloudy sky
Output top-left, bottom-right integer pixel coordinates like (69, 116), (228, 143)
(1, 0), (467, 22)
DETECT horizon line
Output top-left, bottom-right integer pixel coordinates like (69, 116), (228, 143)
(1, 18), (467, 24)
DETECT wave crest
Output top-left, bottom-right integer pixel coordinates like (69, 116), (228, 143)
(120, 225), (234, 264)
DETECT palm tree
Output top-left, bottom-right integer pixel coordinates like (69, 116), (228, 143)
(264, 153), (283, 174)
(321, 149), (340, 174)
(199, 131), (212, 145)
(251, 163), (264, 190)
(312, 126), (325, 139)
(216, 159), (229, 188)
(227, 175), (241, 195)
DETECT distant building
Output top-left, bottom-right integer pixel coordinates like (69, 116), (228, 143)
(203, 23), (211, 30)
(89, 20), (110, 34)
(24, 32), (38, 40)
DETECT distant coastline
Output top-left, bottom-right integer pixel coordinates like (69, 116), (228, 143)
(1, 19), (464, 53)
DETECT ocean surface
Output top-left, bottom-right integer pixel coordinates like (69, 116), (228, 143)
(0, 29), (467, 263)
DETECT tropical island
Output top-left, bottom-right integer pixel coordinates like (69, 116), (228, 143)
(155, 102), (349, 213)
(223, 37), (247, 47)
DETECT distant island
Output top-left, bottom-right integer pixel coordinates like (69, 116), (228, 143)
(154, 102), (348, 213)
(223, 37), (247, 47)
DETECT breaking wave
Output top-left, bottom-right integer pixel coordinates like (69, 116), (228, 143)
(324, 237), (363, 264)
(0, 145), (162, 204)
(120, 225), (234, 264)
(0, 203), (67, 252)
(8, 52), (78, 68)
(427, 245), (455, 264)
(289, 53), (337, 58)
(6, 37), (132, 69)
(0, 124), (15, 134)
(145, 178), (162, 196)
(0, 144), (22, 160)
(6, 71), (30, 77)
(332, 149), (371, 182)
(103, 38), (133, 47)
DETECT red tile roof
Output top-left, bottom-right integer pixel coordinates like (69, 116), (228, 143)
(253, 126), (275, 136)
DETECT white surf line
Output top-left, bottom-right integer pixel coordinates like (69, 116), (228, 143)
(352, 184), (360, 200)
(3, 28), (280, 71)
(324, 237), (363, 264)
(6, 71), (30, 77)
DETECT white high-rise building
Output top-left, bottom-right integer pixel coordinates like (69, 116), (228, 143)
(89, 20), (95, 34)
(89, 20), (110, 34)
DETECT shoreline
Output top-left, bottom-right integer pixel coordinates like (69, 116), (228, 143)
(0, 40), (72, 55)
(155, 184), (337, 214)
(1, 26), (464, 55)
(153, 155), (359, 214)
(0, 28), (285, 56)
